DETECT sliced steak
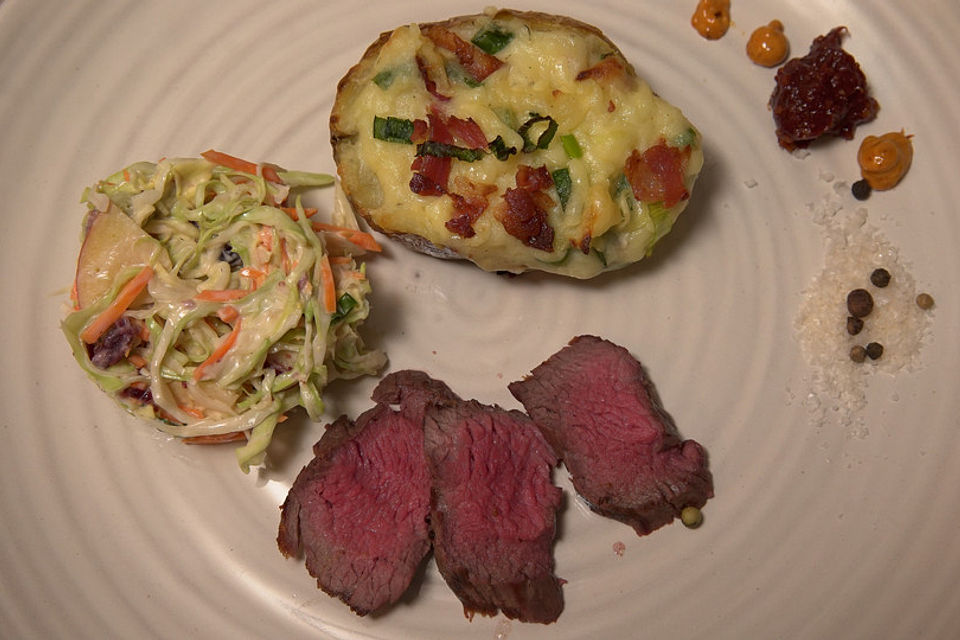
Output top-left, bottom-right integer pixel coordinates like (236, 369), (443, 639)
(277, 402), (431, 615)
(371, 369), (461, 423)
(424, 399), (564, 624)
(508, 335), (713, 536)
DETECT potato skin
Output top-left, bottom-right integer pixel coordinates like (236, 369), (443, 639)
(331, 9), (702, 277)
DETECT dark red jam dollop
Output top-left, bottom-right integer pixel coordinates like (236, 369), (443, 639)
(769, 27), (879, 151)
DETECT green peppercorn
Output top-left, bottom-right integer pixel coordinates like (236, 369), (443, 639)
(870, 268), (891, 288)
(916, 293), (935, 310)
(680, 506), (703, 528)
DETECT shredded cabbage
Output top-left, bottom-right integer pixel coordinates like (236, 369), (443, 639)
(62, 154), (386, 471)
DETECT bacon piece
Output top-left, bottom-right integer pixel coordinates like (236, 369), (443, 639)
(576, 56), (626, 82)
(498, 165), (555, 252)
(410, 155), (451, 196)
(515, 165), (553, 191)
(410, 109), (456, 195)
(624, 142), (690, 208)
(426, 109), (455, 144)
(501, 189), (555, 252)
(416, 55), (451, 102)
(446, 194), (485, 238)
(411, 119), (430, 144)
(445, 177), (496, 237)
(422, 25), (504, 83)
(446, 115), (488, 150)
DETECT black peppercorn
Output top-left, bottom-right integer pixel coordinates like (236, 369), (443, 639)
(870, 268), (891, 288)
(850, 345), (867, 363)
(916, 293), (935, 310)
(865, 342), (884, 360)
(852, 179), (872, 201)
(846, 316), (864, 335)
(847, 288), (874, 318)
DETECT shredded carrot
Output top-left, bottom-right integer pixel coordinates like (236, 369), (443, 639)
(201, 149), (257, 175)
(310, 222), (383, 252)
(80, 266), (154, 344)
(200, 149), (285, 184)
(195, 288), (249, 302)
(280, 206), (319, 221)
(128, 353), (147, 369)
(216, 305), (239, 323)
(239, 267), (267, 288)
(183, 431), (248, 445)
(261, 164), (283, 184)
(277, 413), (288, 423)
(319, 254), (336, 313)
(179, 404), (206, 419)
(192, 318), (242, 382)
(139, 321), (151, 342)
(123, 169), (131, 182)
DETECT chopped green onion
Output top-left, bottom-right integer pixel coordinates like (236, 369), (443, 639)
(672, 127), (698, 149)
(551, 168), (572, 210)
(488, 136), (517, 161)
(560, 134), (583, 159)
(373, 116), (415, 144)
(445, 63), (483, 88)
(331, 293), (358, 323)
(416, 141), (486, 162)
(492, 106), (517, 129)
(373, 69), (395, 89)
(518, 113), (559, 153)
(471, 25), (514, 54)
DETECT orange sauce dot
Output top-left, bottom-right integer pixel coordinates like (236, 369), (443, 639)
(691, 0), (731, 40)
(858, 130), (914, 190)
(746, 20), (789, 67)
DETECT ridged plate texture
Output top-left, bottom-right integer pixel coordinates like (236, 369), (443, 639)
(1, 1), (958, 638)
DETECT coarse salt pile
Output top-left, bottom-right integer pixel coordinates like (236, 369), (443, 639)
(794, 183), (932, 428)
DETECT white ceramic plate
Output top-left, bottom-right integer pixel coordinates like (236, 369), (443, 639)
(2, 1), (959, 638)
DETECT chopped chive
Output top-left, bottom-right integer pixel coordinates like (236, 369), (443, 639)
(518, 113), (558, 153)
(471, 25), (514, 54)
(672, 127), (698, 149)
(551, 168), (572, 209)
(416, 141), (486, 162)
(373, 69), (395, 89)
(373, 116), (415, 144)
(331, 293), (358, 322)
(488, 135), (517, 161)
(560, 134), (583, 159)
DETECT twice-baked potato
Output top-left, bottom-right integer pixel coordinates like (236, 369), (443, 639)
(332, 8), (703, 278)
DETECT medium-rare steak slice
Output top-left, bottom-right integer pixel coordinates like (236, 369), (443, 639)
(371, 369), (462, 423)
(277, 402), (431, 615)
(508, 335), (713, 536)
(423, 399), (564, 624)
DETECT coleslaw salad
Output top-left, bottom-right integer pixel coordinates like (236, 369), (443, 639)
(62, 150), (386, 471)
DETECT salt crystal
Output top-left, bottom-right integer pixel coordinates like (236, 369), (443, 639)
(794, 190), (932, 430)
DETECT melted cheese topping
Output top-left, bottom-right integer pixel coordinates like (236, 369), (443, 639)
(334, 12), (703, 278)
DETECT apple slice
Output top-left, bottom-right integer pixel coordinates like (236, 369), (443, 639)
(74, 205), (171, 309)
